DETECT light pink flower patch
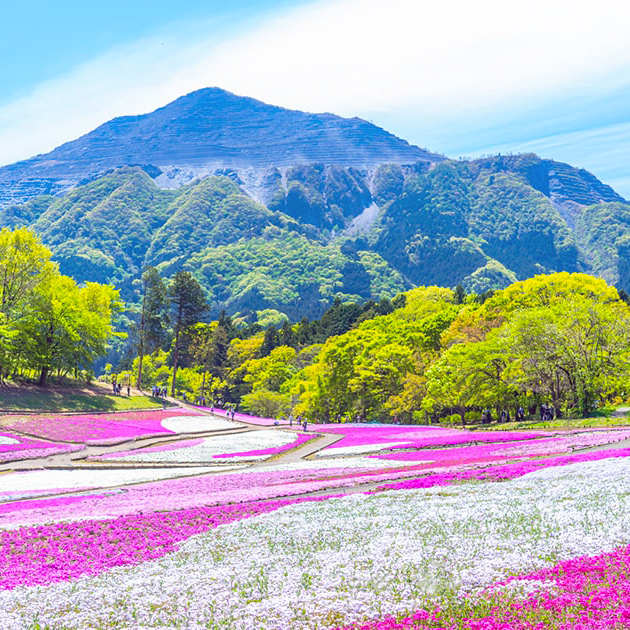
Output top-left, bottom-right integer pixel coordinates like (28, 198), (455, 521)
(0, 431), (84, 462)
(316, 424), (550, 456)
(95, 437), (206, 459)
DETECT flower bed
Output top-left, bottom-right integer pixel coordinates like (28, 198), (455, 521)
(92, 430), (314, 463)
(0, 456), (424, 528)
(315, 425), (550, 457)
(0, 466), (230, 503)
(4, 455), (630, 628)
(371, 429), (630, 467)
(0, 495), (338, 591)
(0, 431), (84, 463)
(0, 410), (226, 445)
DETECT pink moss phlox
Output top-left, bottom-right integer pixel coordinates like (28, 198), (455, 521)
(336, 542), (630, 629)
(375, 448), (630, 492)
(0, 495), (340, 590)
(0, 409), (201, 444)
(0, 431), (85, 462)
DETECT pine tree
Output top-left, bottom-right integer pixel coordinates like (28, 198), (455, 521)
(168, 272), (208, 395)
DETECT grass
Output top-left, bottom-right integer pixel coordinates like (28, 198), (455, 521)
(0, 382), (166, 412)
(480, 415), (630, 432)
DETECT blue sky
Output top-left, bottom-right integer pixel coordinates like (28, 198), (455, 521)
(1, 0), (630, 197)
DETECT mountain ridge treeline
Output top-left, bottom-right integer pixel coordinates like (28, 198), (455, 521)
(1, 152), (628, 326)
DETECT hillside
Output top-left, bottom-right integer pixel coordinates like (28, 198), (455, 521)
(0, 89), (629, 322)
(2, 153), (629, 321)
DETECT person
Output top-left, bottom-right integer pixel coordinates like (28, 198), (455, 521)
(127, 385), (130, 397)
(302, 418), (308, 432)
(182, 392), (187, 403)
(274, 417), (280, 426)
(112, 380), (117, 395)
(289, 414), (294, 427)
(540, 403), (547, 422)
(500, 409), (507, 423)
(517, 406), (525, 422)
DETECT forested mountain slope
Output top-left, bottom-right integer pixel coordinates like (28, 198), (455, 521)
(0, 89), (628, 322)
(1, 151), (628, 322)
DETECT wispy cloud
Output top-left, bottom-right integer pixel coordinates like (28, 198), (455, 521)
(1, 0), (630, 181)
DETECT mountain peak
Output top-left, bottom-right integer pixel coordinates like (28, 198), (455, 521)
(0, 88), (442, 205)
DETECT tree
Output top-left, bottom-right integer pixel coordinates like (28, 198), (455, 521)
(0, 227), (55, 317)
(17, 277), (122, 385)
(168, 272), (208, 395)
(136, 267), (168, 388)
(501, 299), (630, 416)
(259, 325), (281, 357)
(0, 228), (56, 380)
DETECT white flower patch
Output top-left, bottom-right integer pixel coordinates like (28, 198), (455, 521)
(7, 456), (630, 629)
(160, 415), (240, 433)
(255, 455), (425, 473)
(0, 436), (18, 445)
(0, 467), (238, 502)
(106, 430), (302, 463)
(316, 441), (409, 457)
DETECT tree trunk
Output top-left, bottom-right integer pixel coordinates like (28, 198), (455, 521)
(38, 366), (48, 386)
(170, 327), (180, 397)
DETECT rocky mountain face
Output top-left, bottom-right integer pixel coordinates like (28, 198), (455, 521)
(0, 88), (628, 322)
(0, 88), (441, 207)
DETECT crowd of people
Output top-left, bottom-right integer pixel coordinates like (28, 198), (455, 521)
(481, 403), (555, 424)
(111, 380), (130, 397)
(152, 385), (168, 398)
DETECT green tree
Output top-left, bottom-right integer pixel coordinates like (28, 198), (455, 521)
(136, 267), (169, 388)
(168, 272), (209, 395)
(17, 276), (122, 385)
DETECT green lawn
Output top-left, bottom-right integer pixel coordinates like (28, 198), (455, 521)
(480, 415), (630, 431)
(0, 383), (166, 412)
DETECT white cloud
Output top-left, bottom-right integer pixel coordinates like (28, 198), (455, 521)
(1, 0), (630, 166)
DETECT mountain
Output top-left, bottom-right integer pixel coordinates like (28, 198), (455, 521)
(0, 88), (629, 324)
(0, 87), (442, 207)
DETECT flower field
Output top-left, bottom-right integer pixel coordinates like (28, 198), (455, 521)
(92, 429), (314, 463)
(0, 409), (226, 446)
(0, 431), (85, 463)
(2, 409), (630, 628)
